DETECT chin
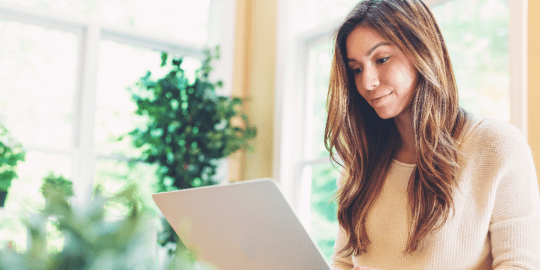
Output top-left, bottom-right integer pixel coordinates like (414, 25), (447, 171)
(374, 110), (398, 120)
(373, 106), (410, 121)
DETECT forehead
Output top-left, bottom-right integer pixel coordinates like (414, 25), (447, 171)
(346, 26), (392, 57)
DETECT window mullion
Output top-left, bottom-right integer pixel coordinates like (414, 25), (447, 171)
(0, 2), (84, 33)
(303, 46), (317, 161)
(275, 0), (313, 209)
(298, 165), (313, 231)
(100, 26), (205, 61)
(205, 0), (237, 183)
(72, 24), (100, 209)
(289, 40), (311, 213)
(509, 0), (528, 138)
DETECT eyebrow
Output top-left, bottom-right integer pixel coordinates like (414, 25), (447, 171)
(347, 42), (392, 62)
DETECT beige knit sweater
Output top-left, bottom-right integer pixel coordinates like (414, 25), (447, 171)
(331, 117), (540, 270)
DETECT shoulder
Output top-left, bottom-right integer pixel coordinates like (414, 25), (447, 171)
(464, 116), (530, 156)
(474, 117), (523, 139)
(460, 116), (534, 176)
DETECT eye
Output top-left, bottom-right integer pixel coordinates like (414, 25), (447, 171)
(350, 67), (363, 75)
(376, 57), (389, 64)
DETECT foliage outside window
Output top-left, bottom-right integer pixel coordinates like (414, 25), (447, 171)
(0, 125), (25, 199)
(40, 173), (73, 201)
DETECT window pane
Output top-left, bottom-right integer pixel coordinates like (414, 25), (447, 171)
(0, 211), (27, 252)
(432, 0), (509, 121)
(0, 215), (67, 253)
(0, 20), (77, 150)
(4, 152), (72, 211)
(301, 162), (340, 262)
(94, 40), (201, 159)
(309, 0), (360, 26)
(304, 39), (333, 160)
(1, 151), (72, 251)
(93, 159), (159, 218)
(1, 0), (211, 45)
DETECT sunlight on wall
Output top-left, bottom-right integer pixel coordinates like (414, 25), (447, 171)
(529, 0), (540, 189)
(231, 0), (276, 181)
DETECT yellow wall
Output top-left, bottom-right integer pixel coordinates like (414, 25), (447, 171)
(529, 1), (540, 188)
(230, 0), (276, 181)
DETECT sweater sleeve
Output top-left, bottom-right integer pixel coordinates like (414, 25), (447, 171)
(331, 171), (355, 270)
(487, 124), (540, 269)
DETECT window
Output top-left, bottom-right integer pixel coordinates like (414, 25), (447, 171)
(0, 20), (77, 214)
(275, 0), (527, 261)
(0, 0), (236, 252)
(0, 0), (212, 45)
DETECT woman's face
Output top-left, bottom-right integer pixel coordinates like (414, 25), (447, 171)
(346, 26), (419, 120)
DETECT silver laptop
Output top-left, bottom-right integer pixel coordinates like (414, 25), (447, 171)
(152, 178), (331, 270)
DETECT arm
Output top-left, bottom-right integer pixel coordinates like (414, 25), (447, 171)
(489, 126), (540, 269)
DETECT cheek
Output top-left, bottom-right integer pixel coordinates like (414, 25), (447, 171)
(391, 64), (418, 94)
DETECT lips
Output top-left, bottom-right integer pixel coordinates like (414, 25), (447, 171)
(372, 91), (393, 102)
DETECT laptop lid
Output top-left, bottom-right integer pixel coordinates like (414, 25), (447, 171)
(152, 178), (331, 270)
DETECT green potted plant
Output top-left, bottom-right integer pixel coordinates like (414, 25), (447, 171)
(0, 124), (25, 207)
(126, 48), (257, 247)
(128, 48), (257, 192)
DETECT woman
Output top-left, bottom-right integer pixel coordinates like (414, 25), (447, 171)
(324, 0), (540, 269)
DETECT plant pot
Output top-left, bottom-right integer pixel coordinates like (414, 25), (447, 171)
(0, 190), (7, 207)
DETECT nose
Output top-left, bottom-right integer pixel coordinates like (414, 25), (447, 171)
(362, 66), (380, 91)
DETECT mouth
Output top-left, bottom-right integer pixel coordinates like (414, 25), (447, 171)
(372, 91), (393, 102)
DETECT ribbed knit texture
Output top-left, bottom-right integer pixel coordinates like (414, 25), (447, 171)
(331, 116), (540, 270)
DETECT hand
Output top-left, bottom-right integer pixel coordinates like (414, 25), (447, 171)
(352, 266), (381, 270)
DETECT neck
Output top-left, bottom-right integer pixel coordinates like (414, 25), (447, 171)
(393, 110), (416, 163)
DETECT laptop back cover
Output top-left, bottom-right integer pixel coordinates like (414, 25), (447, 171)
(152, 178), (331, 270)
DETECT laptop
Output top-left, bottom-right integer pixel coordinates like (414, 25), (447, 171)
(152, 178), (332, 270)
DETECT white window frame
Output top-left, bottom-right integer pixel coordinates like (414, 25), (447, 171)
(0, 0), (237, 208)
(274, 0), (528, 223)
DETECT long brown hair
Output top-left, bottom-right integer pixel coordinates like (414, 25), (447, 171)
(325, 0), (471, 255)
